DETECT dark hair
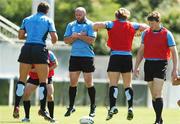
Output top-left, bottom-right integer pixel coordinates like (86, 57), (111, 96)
(37, 2), (49, 14)
(147, 11), (161, 22)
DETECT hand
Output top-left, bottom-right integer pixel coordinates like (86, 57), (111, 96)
(133, 68), (140, 78)
(171, 69), (178, 81)
(172, 75), (180, 86)
(135, 30), (142, 37)
(72, 32), (79, 38)
(80, 31), (87, 36)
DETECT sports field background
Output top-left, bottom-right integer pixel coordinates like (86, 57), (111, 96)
(0, 106), (179, 124)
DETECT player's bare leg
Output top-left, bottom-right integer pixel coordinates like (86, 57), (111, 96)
(64, 71), (80, 117)
(35, 64), (52, 121)
(13, 63), (31, 119)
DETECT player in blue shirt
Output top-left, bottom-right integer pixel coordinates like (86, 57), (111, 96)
(13, 2), (58, 122)
(64, 7), (97, 117)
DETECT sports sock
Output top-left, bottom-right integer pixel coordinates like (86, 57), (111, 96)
(88, 86), (96, 106)
(109, 86), (118, 109)
(39, 83), (47, 111)
(23, 100), (30, 119)
(155, 98), (163, 123)
(48, 101), (54, 118)
(152, 100), (156, 111)
(125, 87), (133, 109)
(69, 86), (77, 108)
(14, 81), (25, 107)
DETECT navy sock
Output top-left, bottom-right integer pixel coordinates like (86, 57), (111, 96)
(125, 87), (133, 109)
(48, 101), (54, 118)
(88, 86), (96, 106)
(14, 81), (25, 107)
(109, 86), (118, 109)
(39, 83), (47, 111)
(23, 100), (30, 119)
(155, 98), (163, 123)
(69, 86), (77, 108)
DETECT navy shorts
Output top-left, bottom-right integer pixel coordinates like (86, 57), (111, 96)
(107, 55), (132, 73)
(144, 60), (168, 81)
(27, 77), (53, 86)
(69, 56), (95, 72)
(18, 44), (48, 64)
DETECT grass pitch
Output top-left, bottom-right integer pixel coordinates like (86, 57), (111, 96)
(0, 106), (179, 124)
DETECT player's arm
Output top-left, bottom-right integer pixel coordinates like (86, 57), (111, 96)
(49, 19), (58, 44)
(18, 29), (26, 39)
(78, 34), (95, 44)
(64, 23), (78, 44)
(49, 60), (58, 71)
(50, 32), (58, 44)
(133, 22), (149, 36)
(64, 34), (79, 44)
(93, 22), (106, 31)
(18, 19), (26, 40)
(49, 52), (58, 71)
(170, 46), (179, 81)
(78, 24), (96, 44)
(138, 23), (149, 32)
(134, 44), (144, 76)
(167, 31), (179, 81)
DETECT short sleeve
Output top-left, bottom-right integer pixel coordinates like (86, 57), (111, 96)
(167, 31), (176, 47)
(131, 22), (140, 30)
(105, 21), (114, 29)
(87, 24), (97, 38)
(141, 31), (146, 44)
(49, 51), (57, 62)
(64, 23), (72, 37)
(48, 19), (56, 32)
(20, 19), (26, 30)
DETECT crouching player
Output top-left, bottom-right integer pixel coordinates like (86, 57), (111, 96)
(22, 50), (58, 123)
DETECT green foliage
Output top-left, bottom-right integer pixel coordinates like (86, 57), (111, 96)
(149, 0), (163, 9)
(0, 0), (32, 26)
(113, 0), (134, 6)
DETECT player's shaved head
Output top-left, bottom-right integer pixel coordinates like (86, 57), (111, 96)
(75, 7), (86, 15)
(74, 7), (87, 23)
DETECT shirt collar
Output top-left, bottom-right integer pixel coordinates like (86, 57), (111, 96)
(76, 18), (87, 24)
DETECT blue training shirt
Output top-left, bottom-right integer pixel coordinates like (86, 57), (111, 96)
(20, 12), (56, 46)
(49, 51), (57, 63)
(141, 27), (176, 60)
(64, 19), (96, 57)
(105, 19), (140, 56)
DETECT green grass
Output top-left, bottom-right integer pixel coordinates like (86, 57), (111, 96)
(0, 106), (179, 124)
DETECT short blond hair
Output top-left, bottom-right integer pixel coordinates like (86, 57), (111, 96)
(115, 8), (130, 19)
